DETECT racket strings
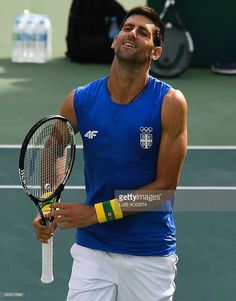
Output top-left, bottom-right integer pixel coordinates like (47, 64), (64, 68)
(23, 119), (73, 199)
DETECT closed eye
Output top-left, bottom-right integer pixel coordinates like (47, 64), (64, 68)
(122, 25), (133, 32)
(122, 24), (151, 38)
(139, 29), (149, 37)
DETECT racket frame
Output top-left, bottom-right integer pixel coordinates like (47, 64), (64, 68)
(18, 114), (76, 283)
(161, 0), (193, 50)
(151, 0), (194, 78)
(19, 114), (76, 203)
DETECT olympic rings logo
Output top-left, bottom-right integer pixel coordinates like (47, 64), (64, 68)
(140, 127), (153, 133)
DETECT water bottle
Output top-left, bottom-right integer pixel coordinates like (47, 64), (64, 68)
(11, 10), (31, 62)
(25, 17), (38, 62)
(44, 17), (52, 61)
(35, 18), (47, 63)
(20, 12), (31, 62)
(109, 16), (119, 39)
(11, 17), (23, 62)
(35, 16), (52, 63)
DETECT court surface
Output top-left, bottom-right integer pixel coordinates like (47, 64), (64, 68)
(0, 144), (236, 301)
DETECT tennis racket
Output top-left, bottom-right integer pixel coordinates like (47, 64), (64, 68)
(150, 0), (194, 78)
(19, 115), (76, 283)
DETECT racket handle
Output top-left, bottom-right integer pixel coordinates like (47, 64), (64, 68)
(41, 237), (54, 284)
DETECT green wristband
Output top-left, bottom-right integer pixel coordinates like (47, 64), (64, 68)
(102, 200), (115, 221)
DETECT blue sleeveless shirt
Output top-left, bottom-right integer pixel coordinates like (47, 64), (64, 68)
(73, 76), (176, 256)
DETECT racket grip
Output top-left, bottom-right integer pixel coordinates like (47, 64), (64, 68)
(41, 237), (54, 284)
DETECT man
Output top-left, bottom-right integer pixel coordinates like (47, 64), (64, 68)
(33, 6), (187, 301)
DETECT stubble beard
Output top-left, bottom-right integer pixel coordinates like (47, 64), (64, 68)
(115, 46), (149, 67)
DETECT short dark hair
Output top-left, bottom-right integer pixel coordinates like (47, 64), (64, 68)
(120, 6), (165, 47)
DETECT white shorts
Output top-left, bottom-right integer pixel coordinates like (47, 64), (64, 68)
(66, 243), (178, 301)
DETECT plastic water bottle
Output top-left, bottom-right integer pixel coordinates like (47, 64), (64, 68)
(109, 16), (119, 39)
(11, 17), (24, 62)
(35, 16), (52, 63)
(35, 18), (47, 63)
(44, 17), (52, 61)
(25, 17), (37, 62)
(19, 11), (31, 62)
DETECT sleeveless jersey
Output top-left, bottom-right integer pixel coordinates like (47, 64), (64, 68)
(73, 75), (176, 256)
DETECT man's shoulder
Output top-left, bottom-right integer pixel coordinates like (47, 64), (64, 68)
(164, 88), (187, 106)
(162, 88), (187, 122)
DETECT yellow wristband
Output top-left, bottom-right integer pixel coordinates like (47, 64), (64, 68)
(95, 199), (123, 223)
(110, 199), (123, 219)
(94, 202), (107, 223)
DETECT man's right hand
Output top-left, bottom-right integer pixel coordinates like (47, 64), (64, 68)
(32, 215), (57, 244)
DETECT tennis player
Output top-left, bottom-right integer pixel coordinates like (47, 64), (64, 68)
(33, 6), (187, 301)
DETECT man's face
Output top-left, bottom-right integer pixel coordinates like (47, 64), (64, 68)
(111, 14), (159, 65)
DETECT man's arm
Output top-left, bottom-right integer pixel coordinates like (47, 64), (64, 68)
(151, 88), (187, 189)
(60, 91), (78, 130)
(118, 88), (187, 213)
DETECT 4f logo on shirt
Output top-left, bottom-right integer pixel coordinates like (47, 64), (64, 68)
(84, 130), (98, 139)
(140, 127), (153, 149)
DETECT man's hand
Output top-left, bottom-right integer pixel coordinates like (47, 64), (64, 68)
(32, 215), (58, 244)
(47, 202), (98, 229)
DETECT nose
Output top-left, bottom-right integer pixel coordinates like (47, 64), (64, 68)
(127, 28), (137, 39)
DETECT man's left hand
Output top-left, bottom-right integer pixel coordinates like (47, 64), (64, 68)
(47, 202), (98, 229)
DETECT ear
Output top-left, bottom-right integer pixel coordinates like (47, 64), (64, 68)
(111, 35), (118, 49)
(151, 46), (162, 61)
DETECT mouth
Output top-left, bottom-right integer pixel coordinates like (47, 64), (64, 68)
(122, 41), (136, 49)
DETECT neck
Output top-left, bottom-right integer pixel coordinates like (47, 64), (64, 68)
(108, 58), (150, 104)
